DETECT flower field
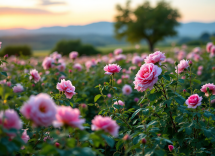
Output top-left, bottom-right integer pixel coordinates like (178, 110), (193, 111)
(1, 42), (215, 156)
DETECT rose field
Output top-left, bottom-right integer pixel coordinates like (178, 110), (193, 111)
(1, 42), (215, 156)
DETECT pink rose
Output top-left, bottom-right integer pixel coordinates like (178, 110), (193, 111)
(141, 54), (148, 59)
(198, 66), (203, 71)
(57, 60), (66, 72)
(91, 115), (119, 137)
(50, 52), (62, 60)
(206, 42), (213, 52)
(200, 83), (215, 96)
(185, 94), (202, 109)
(53, 106), (85, 129)
(29, 69), (41, 83)
(0, 42), (2, 49)
(69, 51), (78, 59)
(133, 63), (162, 92)
(168, 145), (174, 152)
(107, 93), (112, 98)
(121, 74), (130, 79)
(144, 51), (166, 65)
(42, 57), (54, 70)
(114, 48), (123, 55)
(56, 79), (76, 99)
(197, 70), (202, 75)
(134, 97), (139, 103)
(13, 84), (24, 93)
(177, 51), (186, 60)
(211, 46), (215, 54)
(175, 60), (189, 74)
(21, 130), (30, 143)
(0, 109), (22, 136)
(132, 56), (143, 65)
(104, 64), (121, 75)
(59, 75), (66, 81)
(20, 93), (57, 127)
(115, 54), (126, 61)
(129, 66), (137, 71)
(114, 100), (125, 106)
(73, 63), (82, 71)
(117, 79), (122, 84)
(122, 84), (132, 95)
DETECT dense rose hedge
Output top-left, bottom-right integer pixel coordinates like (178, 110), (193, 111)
(0, 43), (215, 155)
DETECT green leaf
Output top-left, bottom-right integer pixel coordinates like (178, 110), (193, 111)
(1, 72), (7, 77)
(210, 95), (215, 101)
(101, 134), (115, 148)
(204, 111), (212, 118)
(163, 75), (170, 81)
(193, 79), (201, 84)
(94, 94), (101, 102)
(178, 79), (185, 83)
(148, 91), (162, 101)
(185, 127), (192, 135)
(131, 108), (143, 120)
(203, 129), (212, 138)
(70, 102), (73, 107)
(147, 121), (158, 128)
(142, 108), (149, 115)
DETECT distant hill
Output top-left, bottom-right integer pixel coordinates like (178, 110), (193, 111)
(0, 21), (215, 37)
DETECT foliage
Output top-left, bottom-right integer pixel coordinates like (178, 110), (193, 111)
(0, 45), (32, 57)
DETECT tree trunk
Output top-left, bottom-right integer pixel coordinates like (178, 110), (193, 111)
(147, 40), (154, 52)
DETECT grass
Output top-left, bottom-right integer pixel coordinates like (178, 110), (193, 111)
(33, 50), (50, 57)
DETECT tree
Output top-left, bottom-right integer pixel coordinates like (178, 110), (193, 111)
(114, 0), (181, 52)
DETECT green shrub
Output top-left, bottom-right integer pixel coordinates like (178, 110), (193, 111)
(0, 45), (32, 56)
(51, 40), (100, 56)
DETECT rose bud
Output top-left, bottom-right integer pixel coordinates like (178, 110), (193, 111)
(55, 142), (60, 148)
(123, 134), (131, 141)
(69, 69), (72, 73)
(168, 145), (174, 152)
(141, 138), (147, 144)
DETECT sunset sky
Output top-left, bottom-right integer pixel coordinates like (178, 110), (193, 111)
(0, 0), (215, 30)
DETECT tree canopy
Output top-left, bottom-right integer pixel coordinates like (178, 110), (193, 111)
(114, 0), (181, 51)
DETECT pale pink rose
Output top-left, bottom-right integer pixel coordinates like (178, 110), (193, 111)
(198, 66), (203, 71)
(121, 74), (130, 79)
(132, 56), (143, 65)
(102, 56), (109, 63)
(206, 42), (213, 52)
(0, 42), (2, 49)
(193, 54), (202, 62)
(91, 115), (119, 137)
(104, 64), (121, 75)
(115, 54), (126, 61)
(53, 106), (85, 129)
(177, 51), (186, 60)
(85, 60), (96, 70)
(181, 76), (186, 79)
(197, 70), (202, 75)
(144, 51), (166, 65)
(134, 97), (139, 103)
(211, 46), (215, 54)
(69, 51), (78, 60)
(185, 94), (202, 109)
(107, 93), (112, 98)
(122, 84), (132, 95)
(168, 145), (174, 152)
(175, 60), (189, 74)
(0, 79), (11, 87)
(200, 83), (215, 97)
(57, 59), (66, 72)
(20, 93), (57, 127)
(133, 63), (162, 92)
(21, 130), (30, 143)
(13, 84), (24, 93)
(114, 48), (123, 55)
(163, 58), (174, 64)
(29, 69), (41, 83)
(135, 44), (140, 49)
(129, 66), (137, 71)
(193, 47), (201, 53)
(50, 52), (62, 60)
(73, 63), (82, 71)
(56, 79), (76, 99)
(42, 57), (54, 70)
(122, 69), (126, 73)
(186, 52), (194, 60)
(59, 75), (66, 81)
(0, 109), (22, 136)
(117, 79), (122, 84)
(109, 58), (116, 63)
(141, 54), (148, 59)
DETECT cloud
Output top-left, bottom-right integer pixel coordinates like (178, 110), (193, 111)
(38, 0), (67, 6)
(0, 7), (67, 15)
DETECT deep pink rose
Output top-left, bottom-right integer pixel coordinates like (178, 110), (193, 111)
(20, 93), (57, 127)
(13, 84), (24, 93)
(168, 145), (174, 152)
(91, 115), (119, 137)
(200, 83), (215, 96)
(104, 64), (121, 75)
(69, 51), (78, 59)
(175, 60), (189, 74)
(0, 109), (22, 136)
(30, 69), (41, 83)
(185, 94), (202, 109)
(53, 106), (85, 130)
(122, 84), (132, 95)
(133, 63), (162, 92)
(144, 51), (166, 65)
(56, 79), (76, 99)
(206, 42), (213, 52)
(42, 57), (54, 70)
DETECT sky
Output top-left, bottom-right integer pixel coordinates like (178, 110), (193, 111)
(0, 0), (215, 29)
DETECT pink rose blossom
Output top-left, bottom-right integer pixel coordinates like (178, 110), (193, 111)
(69, 51), (78, 60)
(122, 84), (132, 95)
(56, 79), (76, 99)
(13, 84), (24, 93)
(53, 106), (85, 129)
(134, 97), (139, 103)
(104, 64), (121, 75)
(114, 48), (123, 55)
(50, 52), (62, 60)
(29, 69), (41, 83)
(193, 47), (201, 53)
(200, 83), (215, 96)
(117, 79), (122, 84)
(185, 94), (202, 109)
(168, 145), (174, 152)
(114, 100), (125, 106)
(197, 70), (202, 75)
(107, 93), (112, 98)
(141, 54), (148, 59)
(20, 93), (57, 127)
(42, 57), (54, 70)
(129, 66), (137, 71)
(0, 79), (11, 87)
(175, 60), (189, 74)
(123, 134), (131, 141)
(144, 51), (166, 65)
(21, 130), (30, 143)
(0, 42), (2, 49)
(132, 56), (143, 65)
(0, 109), (22, 136)
(121, 74), (130, 79)
(73, 63), (82, 71)
(57, 60), (66, 72)
(133, 63), (162, 92)
(91, 115), (119, 137)
(198, 66), (203, 71)
(206, 42), (213, 52)
(177, 51), (186, 60)
(115, 54), (126, 61)
(211, 46), (215, 54)
(58, 75), (66, 81)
